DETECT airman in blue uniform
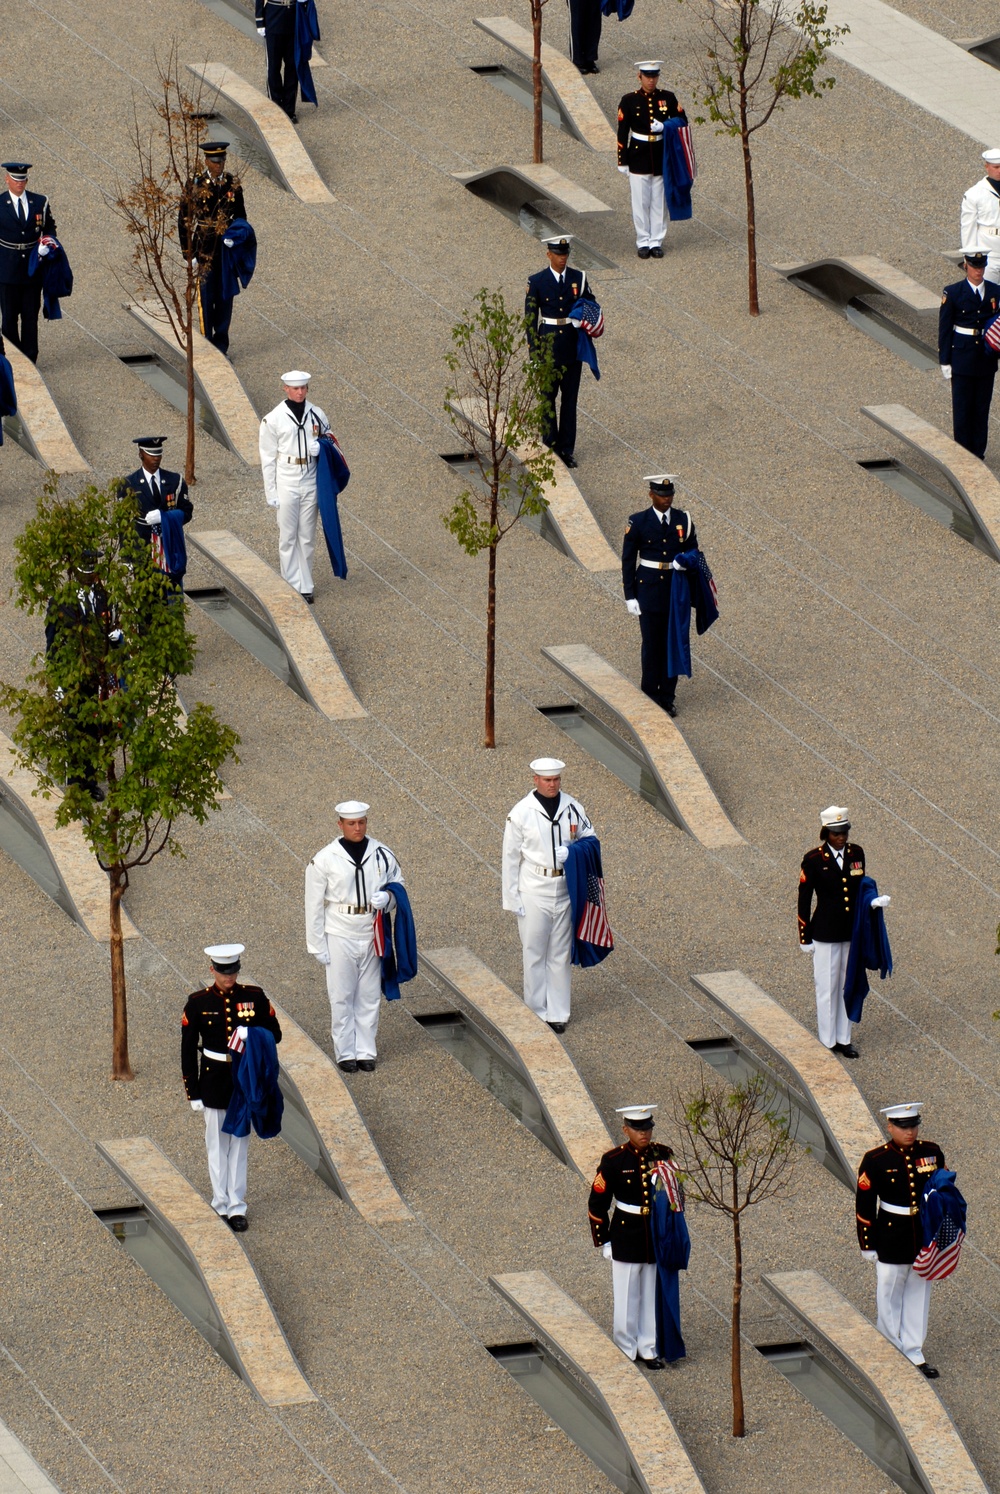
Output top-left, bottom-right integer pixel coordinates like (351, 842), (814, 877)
(938, 250), (1000, 459)
(525, 235), (593, 469)
(621, 475), (697, 717)
(0, 162), (56, 363)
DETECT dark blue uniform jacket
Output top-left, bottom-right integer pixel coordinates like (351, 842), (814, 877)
(0, 189), (56, 286)
(525, 265), (591, 371)
(938, 277), (1000, 374)
(621, 506), (696, 614)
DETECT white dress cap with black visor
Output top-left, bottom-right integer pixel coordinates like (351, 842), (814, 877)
(205, 942), (244, 974)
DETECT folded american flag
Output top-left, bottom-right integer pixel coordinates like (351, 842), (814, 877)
(571, 295), (604, 338)
(986, 313), (1000, 353)
(913, 1216), (964, 1280)
(577, 869), (614, 949)
(373, 908), (386, 958)
(227, 1028), (245, 1055)
(652, 1158), (685, 1211)
(678, 122), (697, 183)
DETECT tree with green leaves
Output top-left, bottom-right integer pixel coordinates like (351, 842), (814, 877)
(684, 0), (847, 314)
(0, 478), (239, 1081)
(674, 1072), (798, 1436)
(444, 287), (556, 748)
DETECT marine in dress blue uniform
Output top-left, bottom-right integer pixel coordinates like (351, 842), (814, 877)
(525, 235), (593, 468)
(178, 143), (246, 356)
(621, 474), (696, 716)
(856, 1103), (945, 1377)
(120, 436), (193, 588)
(617, 65), (683, 257)
(0, 163), (56, 363)
(182, 943), (282, 1230)
(938, 250), (1000, 459)
(255, 0), (299, 120)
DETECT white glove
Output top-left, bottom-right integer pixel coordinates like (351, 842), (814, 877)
(190, 1099), (204, 1112)
(235, 1025), (248, 1042)
(267, 495), (279, 508)
(650, 119), (664, 134)
(314, 947), (331, 966)
(941, 364), (952, 381)
(871, 895), (891, 909)
(108, 628), (124, 644)
(618, 165), (629, 175)
(371, 889), (390, 910)
(54, 686), (65, 702)
(257, 24), (266, 34)
(555, 845), (569, 867)
(799, 942), (815, 954)
(223, 237), (234, 248)
(38, 242), (50, 257)
(569, 318), (582, 328)
(190, 258), (199, 271)
(307, 437), (321, 457)
(626, 598), (641, 617)
(513, 905), (526, 918)
(671, 559), (685, 571)
(602, 1242), (613, 1259)
(145, 508), (162, 526)
(861, 1250), (878, 1262)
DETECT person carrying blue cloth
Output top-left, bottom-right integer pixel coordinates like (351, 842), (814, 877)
(621, 473), (701, 717)
(121, 435), (193, 590)
(223, 1025), (283, 1141)
(178, 142), (246, 356)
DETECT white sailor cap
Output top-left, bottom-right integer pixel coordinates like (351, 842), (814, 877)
(541, 234), (573, 252)
(281, 370), (311, 386)
(983, 149), (1000, 164)
(616, 1104), (657, 1124)
(530, 757), (565, 775)
(204, 943), (244, 969)
(880, 1102), (922, 1122)
(819, 804), (850, 830)
(634, 60), (663, 72)
(335, 799), (370, 817)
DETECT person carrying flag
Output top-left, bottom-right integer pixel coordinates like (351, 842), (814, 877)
(502, 757), (595, 1033)
(178, 142), (246, 357)
(855, 1103), (946, 1377)
(616, 64), (684, 259)
(305, 800), (404, 1073)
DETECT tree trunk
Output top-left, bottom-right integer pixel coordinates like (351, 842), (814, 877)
(184, 288), (197, 483)
(484, 536), (497, 749)
(740, 102), (758, 316)
(109, 865), (134, 1081)
(532, 0), (544, 165)
(731, 1208), (745, 1436)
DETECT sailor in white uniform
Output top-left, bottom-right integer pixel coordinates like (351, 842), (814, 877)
(959, 148), (1000, 281)
(305, 800), (403, 1072)
(502, 757), (595, 1032)
(259, 369), (330, 602)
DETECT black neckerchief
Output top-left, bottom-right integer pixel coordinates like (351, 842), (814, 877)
(339, 836), (369, 865)
(533, 790), (560, 820)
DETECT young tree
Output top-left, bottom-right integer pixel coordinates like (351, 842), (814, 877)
(530, 0), (552, 163)
(684, 0), (847, 314)
(444, 287), (556, 748)
(110, 46), (232, 482)
(0, 478), (240, 1081)
(675, 1072), (797, 1436)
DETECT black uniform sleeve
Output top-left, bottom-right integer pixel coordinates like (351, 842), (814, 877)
(588, 1155), (613, 1246)
(43, 198), (56, 238)
(855, 1149), (878, 1249)
(938, 288), (955, 365)
(253, 996), (282, 1044)
(617, 97), (630, 166)
(621, 518), (640, 600)
(797, 857), (814, 943)
(232, 181), (246, 220)
(172, 477), (194, 524)
(181, 999), (201, 1101)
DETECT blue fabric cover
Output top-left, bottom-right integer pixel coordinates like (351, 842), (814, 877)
(601, 0), (635, 16)
(295, 0), (321, 106)
(28, 237), (73, 320)
(564, 835), (614, 967)
(315, 435), (350, 579)
(918, 1168), (967, 1247)
(381, 881), (418, 1000)
(218, 218), (257, 303)
(158, 508), (187, 578)
(222, 1027), (283, 1139)
(843, 875), (893, 1023)
(0, 355), (16, 443)
(652, 1189), (689, 1361)
(662, 117), (694, 222)
(569, 295), (602, 381)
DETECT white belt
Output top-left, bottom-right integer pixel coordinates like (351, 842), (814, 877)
(539, 317), (570, 326)
(639, 558), (673, 569)
(953, 326), (978, 336)
(879, 1200), (918, 1216)
(630, 131), (653, 142)
(528, 863), (564, 878)
(615, 1200), (647, 1215)
(202, 1048), (231, 1063)
(336, 904), (372, 914)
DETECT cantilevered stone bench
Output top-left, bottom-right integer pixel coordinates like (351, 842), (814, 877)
(774, 255), (940, 314)
(764, 1271), (989, 1494)
(447, 397), (618, 572)
(0, 730), (138, 942)
(187, 530), (367, 720)
(474, 18), (617, 152)
(453, 164), (612, 215)
(861, 404), (1000, 562)
(422, 947), (612, 1178)
(491, 1271), (707, 1494)
(3, 344), (90, 473)
(542, 644), (745, 849)
(126, 301), (259, 465)
(690, 971), (881, 1183)
(186, 63), (335, 203)
(97, 1137), (316, 1407)
(273, 1004), (414, 1224)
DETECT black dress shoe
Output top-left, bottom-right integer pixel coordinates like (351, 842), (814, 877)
(637, 1356), (666, 1370)
(302, 592), (314, 604)
(835, 1043), (859, 1058)
(337, 1059), (358, 1073)
(916, 1362), (940, 1379)
(547, 1022), (567, 1034)
(560, 452), (578, 469)
(663, 701), (678, 717)
(356, 1058), (377, 1072)
(228, 1215), (248, 1232)
(637, 247), (651, 259)
(649, 246), (664, 259)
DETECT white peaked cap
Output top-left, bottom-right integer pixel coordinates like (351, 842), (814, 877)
(616, 1104), (658, 1122)
(541, 234), (574, 248)
(634, 60), (663, 71)
(204, 943), (244, 962)
(880, 1103), (923, 1121)
(336, 800), (370, 816)
(982, 149), (1000, 164)
(644, 473), (678, 484)
(820, 805), (850, 828)
(530, 757), (565, 774)
(281, 370), (311, 385)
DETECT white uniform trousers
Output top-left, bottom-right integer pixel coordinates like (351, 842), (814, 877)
(876, 1261), (932, 1364)
(204, 1106), (249, 1218)
(612, 1260), (658, 1360)
(811, 940), (852, 1048)
(275, 472), (317, 595)
(325, 933), (382, 1061)
(519, 882), (573, 1023)
(628, 173), (666, 250)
